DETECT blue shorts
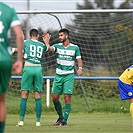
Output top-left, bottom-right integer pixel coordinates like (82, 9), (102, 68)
(118, 79), (133, 100)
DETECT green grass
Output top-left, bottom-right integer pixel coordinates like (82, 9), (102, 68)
(5, 91), (132, 132)
(6, 91), (130, 114)
(5, 113), (133, 133)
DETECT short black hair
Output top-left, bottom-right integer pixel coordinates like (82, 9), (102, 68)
(59, 28), (69, 36)
(30, 28), (38, 37)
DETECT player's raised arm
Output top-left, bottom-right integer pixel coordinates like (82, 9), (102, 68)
(42, 32), (54, 52)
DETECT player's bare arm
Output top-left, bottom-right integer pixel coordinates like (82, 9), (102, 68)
(43, 32), (54, 52)
(12, 25), (24, 74)
(77, 58), (83, 76)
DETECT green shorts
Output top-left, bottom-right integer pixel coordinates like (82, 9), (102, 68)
(0, 50), (12, 94)
(52, 73), (74, 95)
(21, 66), (43, 92)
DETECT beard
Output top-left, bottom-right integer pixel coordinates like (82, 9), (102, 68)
(60, 38), (66, 43)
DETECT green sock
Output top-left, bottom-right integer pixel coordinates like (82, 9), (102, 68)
(63, 104), (71, 123)
(0, 122), (5, 133)
(54, 101), (63, 119)
(20, 98), (27, 121)
(35, 98), (42, 122)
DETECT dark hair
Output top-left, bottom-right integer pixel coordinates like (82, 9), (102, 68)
(30, 29), (38, 37)
(59, 28), (69, 36)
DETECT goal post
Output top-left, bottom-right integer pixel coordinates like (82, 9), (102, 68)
(10, 9), (133, 109)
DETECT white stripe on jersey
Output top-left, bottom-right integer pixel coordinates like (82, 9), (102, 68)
(76, 55), (81, 59)
(56, 48), (75, 56)
(56, 68), (74, 75)
(11, 20), (21, 27)
(57, 58), (74, 66)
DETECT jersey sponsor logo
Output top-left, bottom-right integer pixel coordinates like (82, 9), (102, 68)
(57, 48), (75, 56)
(29, 58), (40, 63)
(58, 55), (72, 60)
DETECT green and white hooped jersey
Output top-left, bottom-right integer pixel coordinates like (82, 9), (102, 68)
(24, 39), (48, 64)
(0, 2), (21, 51)
(52, 43), (81, 75)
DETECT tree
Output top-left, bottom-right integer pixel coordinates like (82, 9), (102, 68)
(65, 0), (132, 72)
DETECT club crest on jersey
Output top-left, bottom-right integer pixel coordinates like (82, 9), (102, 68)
(128, 92), (132, 96)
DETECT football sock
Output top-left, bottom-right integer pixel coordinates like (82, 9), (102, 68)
(35, 98), (42, 122)
(130, 103), (133, 123)
(0, 122), (5, 133)
(54, 101), (63, 119)
(63, 104), (71, 123)
(20, 98), (27, 121)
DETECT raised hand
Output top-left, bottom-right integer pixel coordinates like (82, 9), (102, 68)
(43, 32), (51, 45)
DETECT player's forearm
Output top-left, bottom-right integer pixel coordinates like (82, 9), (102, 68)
(16, 37), (23, 61)
(77, 58), (83, 68)
(77, 58), (83, 76)
(16, 34), (24, 61)
(14, 25), (24, 61)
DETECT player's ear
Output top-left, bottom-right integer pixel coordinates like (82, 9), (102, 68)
(66, 34), (68, 39)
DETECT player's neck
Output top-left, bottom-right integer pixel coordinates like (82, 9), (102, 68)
(30, 37), (38, 40)
(63, 40), (70, 47)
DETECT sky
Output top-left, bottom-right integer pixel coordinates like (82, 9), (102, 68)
(1, 0), (125, 11)
(1, 0), (84, 11)
(1, 0), (126, 35)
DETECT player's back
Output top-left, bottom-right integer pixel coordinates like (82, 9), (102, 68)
(24, 39), (47, 64)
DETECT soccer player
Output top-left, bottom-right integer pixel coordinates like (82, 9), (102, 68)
(118, 65), (133, 127)
(0, 2), (24, 133)
(43, 28), (83, 126)
(17, 29), (49, 127)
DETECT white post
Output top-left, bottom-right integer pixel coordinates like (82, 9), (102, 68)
(46, 79), (50, 107)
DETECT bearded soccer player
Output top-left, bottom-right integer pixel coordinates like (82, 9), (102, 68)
(0, 2), (24, 133)
(43, 28), (83, 126)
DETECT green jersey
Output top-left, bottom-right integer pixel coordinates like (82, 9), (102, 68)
(0, 2), (20, 93)
(0, 2), (21, 52)
(52, 43), (81, 75)
(24, 39), (48, 64)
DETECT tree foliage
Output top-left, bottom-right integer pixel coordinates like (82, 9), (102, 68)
(66, 0), (132, 72)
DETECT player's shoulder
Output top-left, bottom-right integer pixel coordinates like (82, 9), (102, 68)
(24, 39), (30, 43)
(54, 43), (61, 45)
(39, 41), (45, 46)
(52, 43), (61, 47)
(0, 2), (15, 11)
(128, 65), (133, 71)
(70, 43), (79, 48)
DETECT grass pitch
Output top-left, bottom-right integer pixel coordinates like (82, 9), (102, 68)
(5, 113), (133, 133)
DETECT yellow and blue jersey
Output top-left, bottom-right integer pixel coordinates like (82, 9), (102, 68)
(119, 65), (133, 85)
(118, 65), (133, 100)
